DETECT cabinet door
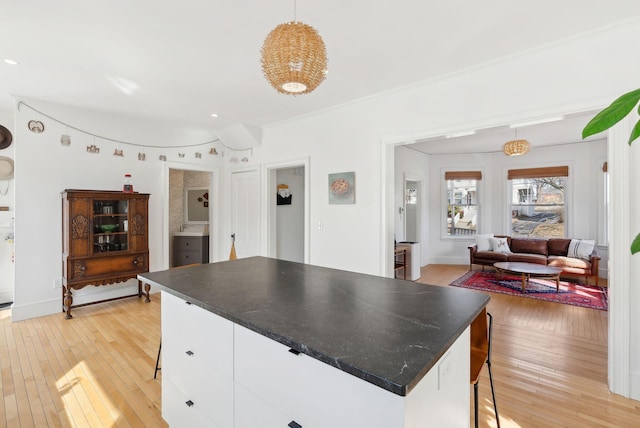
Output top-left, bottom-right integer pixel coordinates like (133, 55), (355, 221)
(235, 384), (293, 428)
(66, 195), (92, 257)
(234, 324), (402, 427)
(128, 195), (149, 252)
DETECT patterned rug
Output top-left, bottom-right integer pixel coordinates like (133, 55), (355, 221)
(450, 271), (608, 311)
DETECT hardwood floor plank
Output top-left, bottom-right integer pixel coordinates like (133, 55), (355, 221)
(0, 266), (638, 427)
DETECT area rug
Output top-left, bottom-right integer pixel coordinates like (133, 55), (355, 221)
(450, 271), (608, 311)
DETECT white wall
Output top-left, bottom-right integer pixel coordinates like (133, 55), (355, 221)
(12, 99), (224, 321)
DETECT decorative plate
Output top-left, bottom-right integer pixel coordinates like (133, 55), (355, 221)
(27, 120), (45, 133)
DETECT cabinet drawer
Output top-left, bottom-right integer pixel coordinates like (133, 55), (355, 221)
(163, 348), (234, 427)
(163, 378), (220, 428)
(235, 383), (294, 428)
(161, 291), (233, 377)
(173, 250), (202, 267)
(173, 236), (202, 251)
(234, 325), (399, 427)
(66, 253), (147, 282)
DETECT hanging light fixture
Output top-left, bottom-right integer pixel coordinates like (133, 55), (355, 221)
(260, 0), (328, 95)
(503, 128), (530, 156)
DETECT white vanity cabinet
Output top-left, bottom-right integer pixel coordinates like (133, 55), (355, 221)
(161, 291), (234, 427)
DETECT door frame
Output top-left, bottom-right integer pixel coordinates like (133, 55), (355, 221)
(262, 157), (310, 263)
(163, 162), (219, 268)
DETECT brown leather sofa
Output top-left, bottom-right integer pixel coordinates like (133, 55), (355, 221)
(468, 236), (601, 286)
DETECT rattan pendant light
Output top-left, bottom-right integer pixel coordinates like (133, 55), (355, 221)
(503, 128), (530, 156)
(261, 1), (328, 95)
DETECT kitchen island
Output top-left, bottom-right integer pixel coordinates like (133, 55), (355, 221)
(139, 257), (490, 427)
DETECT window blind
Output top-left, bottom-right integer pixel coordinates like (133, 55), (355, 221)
(444, 171), (482, 181)
(507, 166), (568, 180)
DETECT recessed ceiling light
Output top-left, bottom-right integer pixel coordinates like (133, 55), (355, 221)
(211, 113), (219, 118)
(445, 130), (476, 138)
(509, 116), (564, 128)
(4, 59), (19, 65)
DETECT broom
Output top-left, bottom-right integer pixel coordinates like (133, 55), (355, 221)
(229, 233), (237, 260)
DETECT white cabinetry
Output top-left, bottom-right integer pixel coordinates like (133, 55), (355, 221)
(161, 291), (234, 427)
(161, 291), (471, 428)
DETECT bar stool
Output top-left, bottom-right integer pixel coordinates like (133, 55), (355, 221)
(470, 308), (500, 428)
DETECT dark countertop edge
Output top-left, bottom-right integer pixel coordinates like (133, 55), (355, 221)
(141, 275), (489, 396)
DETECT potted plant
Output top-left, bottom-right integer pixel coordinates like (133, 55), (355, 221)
(582, 88), (640, 254)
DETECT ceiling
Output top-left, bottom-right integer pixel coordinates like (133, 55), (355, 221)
(2, 1), (640, 147)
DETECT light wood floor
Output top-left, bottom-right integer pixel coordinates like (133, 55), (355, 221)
(0, 265), (639, 427)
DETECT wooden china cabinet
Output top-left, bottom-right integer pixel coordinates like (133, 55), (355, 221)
(61, 189), (151, 319)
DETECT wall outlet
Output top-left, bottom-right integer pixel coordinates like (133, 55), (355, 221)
(53, 278), (62, 289)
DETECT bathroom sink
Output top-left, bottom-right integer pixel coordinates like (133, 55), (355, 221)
(173, 231), (209, 237)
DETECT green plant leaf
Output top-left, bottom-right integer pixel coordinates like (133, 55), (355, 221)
(582, 88), (640, 139)
(632, 232), (640, 255)
(629, 119), (640, 145)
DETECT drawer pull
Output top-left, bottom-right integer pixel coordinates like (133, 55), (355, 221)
(186, 350), (194, 356)
(288, 348), (301, 356)
(185, 301), (192, 305)
(185, 400), (194, 407)
(288, 421), (302, 428)
(132, 259), (138, 265)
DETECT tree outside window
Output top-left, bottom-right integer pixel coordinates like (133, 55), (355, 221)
(510, 172), (566, 238)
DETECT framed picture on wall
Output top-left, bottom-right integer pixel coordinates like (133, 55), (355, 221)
(328, 172), (355, 204)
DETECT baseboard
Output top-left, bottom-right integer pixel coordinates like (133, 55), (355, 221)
(11, 281), (141, 321)
(630, 370), (640, 401)
(425, 256), (469, 265)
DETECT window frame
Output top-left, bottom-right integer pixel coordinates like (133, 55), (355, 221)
(442, 170), (482, 239)
(507, 166), (569, 239)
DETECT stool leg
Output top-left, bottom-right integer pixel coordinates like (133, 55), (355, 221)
(154, 341), (161, 379)
(486, 312), (500, 427)
(474, 382), (479, 428)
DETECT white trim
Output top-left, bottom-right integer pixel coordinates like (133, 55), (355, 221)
(607, 118), (631, 397)
(261, 158), (310, 264)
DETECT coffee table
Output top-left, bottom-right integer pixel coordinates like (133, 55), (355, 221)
(493, 262), (562, 293)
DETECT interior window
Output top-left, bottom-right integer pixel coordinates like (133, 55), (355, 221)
(508, 166), (568, 238)
(444, 171), (481, 237)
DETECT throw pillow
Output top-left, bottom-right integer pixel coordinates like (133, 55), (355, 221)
(475, 233), (494, 252)
(568, 239), (595, 261)
(490, 237), (512, 253)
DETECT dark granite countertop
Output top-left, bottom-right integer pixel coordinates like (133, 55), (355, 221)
(139, 256), (489, 396)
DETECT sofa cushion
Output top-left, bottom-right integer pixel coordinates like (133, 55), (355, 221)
(474, 251), (509, 263)
(507, 253), (547, 265)
(475, 233), (494, 252)
(568, 239), (595, 261)
(510, 238), (548, 256)
(548, 255), (591, 270)
(548, 238), (571, 256)
(490, 237), (512, 253)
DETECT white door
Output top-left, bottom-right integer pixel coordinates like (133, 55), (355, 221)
(231, 170), (260, 259)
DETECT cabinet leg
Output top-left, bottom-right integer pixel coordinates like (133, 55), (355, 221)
(138, 280), (151, 303)
(63, 287), (73, 319)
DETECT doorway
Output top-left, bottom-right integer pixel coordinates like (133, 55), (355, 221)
(404, 178), (421, 243)
(264, 159), (309, 264)
(164, 164), (216, 268)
